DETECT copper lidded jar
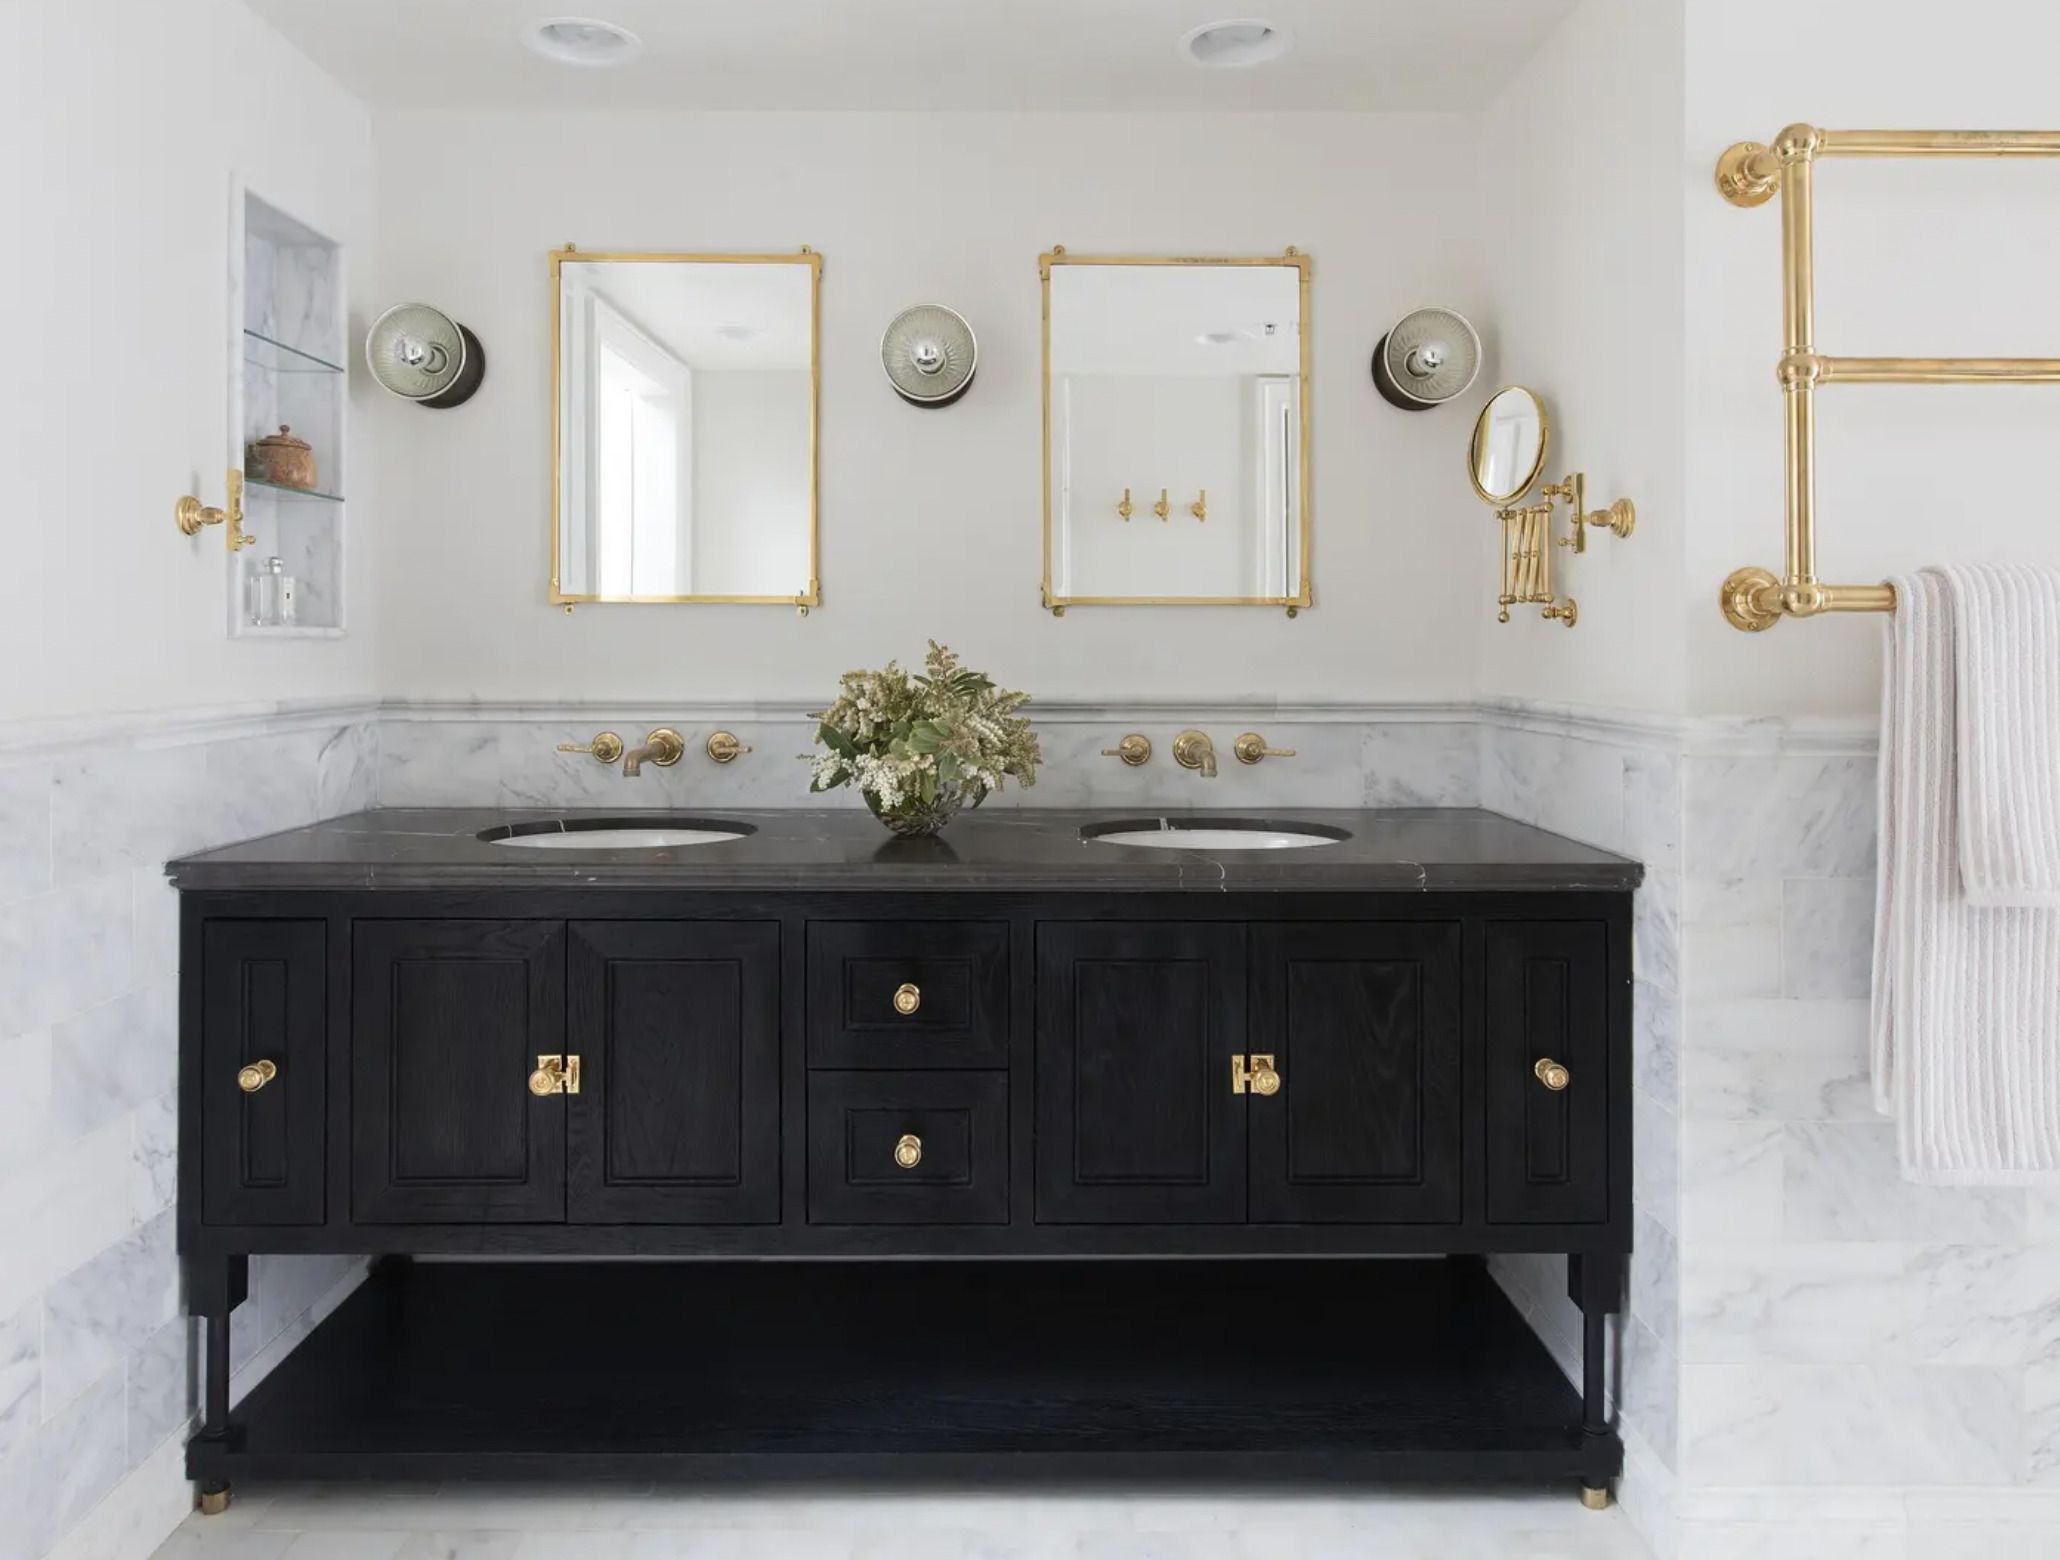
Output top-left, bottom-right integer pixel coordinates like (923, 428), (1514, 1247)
(246, 425), (316, 491)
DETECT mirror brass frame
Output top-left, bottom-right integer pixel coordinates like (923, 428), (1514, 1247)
(1039, 246), (1313, 617)
(549, 245), (822, 611)
(1467, 385), (1550, 507)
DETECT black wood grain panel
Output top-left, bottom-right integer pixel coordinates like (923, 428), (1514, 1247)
(351, 921), (565, 1224)
(1035, 922), (1246, 1223)
(807, 921), (1008, 1069)
(808, 1071), (1007, 1224)
(568, 921), (780, 1224)
(1249, 923), (1462, 1223)
(200, 920), (326, 1225)
(1484, 921), (1609, 1224)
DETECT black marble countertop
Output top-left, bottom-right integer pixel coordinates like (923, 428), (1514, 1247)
(168, 807), (1641, 893)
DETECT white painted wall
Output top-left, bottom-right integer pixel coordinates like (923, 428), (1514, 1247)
(367, 111), (1486, 702)
(1472, 0), (1687, 718)
(0, 0), (378, 722)
(1684, 0), (2060, 716)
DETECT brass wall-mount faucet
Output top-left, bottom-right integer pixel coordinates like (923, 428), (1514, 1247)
(622, 728), (685, 777)
(1172, 729), (1218, 778)
(1233, 732), (1296, 765)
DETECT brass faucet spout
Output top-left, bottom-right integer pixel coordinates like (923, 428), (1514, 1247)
(622, 727), (685, 777)
(1172, 729), (1218, 779)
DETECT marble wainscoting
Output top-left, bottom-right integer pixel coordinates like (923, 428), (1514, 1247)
(1467, 702), (1685, 1560)
(1671, 725), (2060, 1560)
(375, 702), (1485, 813)
(0, 701), (380, 1560)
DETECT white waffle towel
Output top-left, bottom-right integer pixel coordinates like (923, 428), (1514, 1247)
(1872, 565), (2060, 1182)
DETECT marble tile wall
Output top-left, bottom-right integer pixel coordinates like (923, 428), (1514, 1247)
(375, 703), (1485, 814)
(1672, 742), (2060, 1558)
(0, 707), (378, 1560)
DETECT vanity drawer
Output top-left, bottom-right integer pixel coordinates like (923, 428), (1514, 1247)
(807, 921), (1009, 1069)
(808, 1071), (1008, 1225)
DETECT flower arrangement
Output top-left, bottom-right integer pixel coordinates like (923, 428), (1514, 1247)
(807, 641), (1040, 836)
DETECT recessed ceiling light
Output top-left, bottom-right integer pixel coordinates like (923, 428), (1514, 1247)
(716, 325), (760, 342)
(1179, 19), (1293, 68)
(522, 17), (644, 68)
(1196, 330), (1238, 347)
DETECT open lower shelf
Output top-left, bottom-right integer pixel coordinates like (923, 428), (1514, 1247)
(191, 1257), (1616, 1486)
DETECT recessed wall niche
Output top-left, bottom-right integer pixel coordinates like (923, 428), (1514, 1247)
(231, 187), (348, 637)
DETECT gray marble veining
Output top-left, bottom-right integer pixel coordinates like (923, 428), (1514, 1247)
(166, 806), (1642, 894)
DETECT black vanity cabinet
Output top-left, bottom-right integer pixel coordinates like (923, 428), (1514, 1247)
(173, 811), (1635, 1508)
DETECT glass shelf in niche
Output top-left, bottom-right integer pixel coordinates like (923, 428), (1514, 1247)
(245, 475), (345, 504)
(243, 329), (346, 375)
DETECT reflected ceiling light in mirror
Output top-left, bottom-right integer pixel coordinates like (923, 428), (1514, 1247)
(522, 17), (644, 67)
(715, 324), (760, 342)
(1179, 19), (1294, 68)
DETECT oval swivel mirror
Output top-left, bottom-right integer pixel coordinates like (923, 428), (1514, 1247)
(1468, 385), (1549, 507)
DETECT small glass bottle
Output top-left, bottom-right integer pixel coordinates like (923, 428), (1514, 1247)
(248, 557), (299, 628)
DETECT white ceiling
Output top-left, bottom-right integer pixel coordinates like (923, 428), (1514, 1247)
(242, 0), (1579, 112)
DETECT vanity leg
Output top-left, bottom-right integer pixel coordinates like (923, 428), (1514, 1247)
(1569, 1253), (1620, 1510)
(188, 1256), (247, 1515)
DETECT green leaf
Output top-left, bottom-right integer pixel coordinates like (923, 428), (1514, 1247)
(816, 722), (857, 759)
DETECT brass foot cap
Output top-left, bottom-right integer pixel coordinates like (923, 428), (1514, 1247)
(1580, 1485), (1612, 1511)
(197, 1488), (231, 1516)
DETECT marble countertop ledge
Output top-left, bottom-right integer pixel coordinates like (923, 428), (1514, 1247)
(168, 807), (1642, 893)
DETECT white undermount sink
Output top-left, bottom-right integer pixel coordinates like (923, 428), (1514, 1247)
(483, 820), (750, 850)
(1084, 820), (1348, 852)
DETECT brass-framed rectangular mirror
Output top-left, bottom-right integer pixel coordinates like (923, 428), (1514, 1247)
(1040, 247), (1311, 616)
(551, 246), (821, 609)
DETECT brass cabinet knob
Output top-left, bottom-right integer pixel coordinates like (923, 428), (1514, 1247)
(1232, 1053), (1281, 1096)
(236, 1059), (277, 1094)
(1101, 734), (1151, 766)
(1233, 732), (1297, 765)
(1534, 1057), (1571, 1091)
(894, 1133), (923, 1169)
(557, 732), (625, 764)
(705, 730), (753, 764)
(893, 983), (922, 1016)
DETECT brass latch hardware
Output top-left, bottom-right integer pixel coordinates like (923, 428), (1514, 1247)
(705, 731), (753, 764)
(894, 1133), (923, 1169)
(1232, 732), (1296, 765)
(176, 469), (255, 553)
(1232, 1053), (1281, 1096)
(236, 1059), (277, 1094)
(893, 983), (922, 1016)
(557, 732), (625, 764)
(1101, 734), (1152, 766)
(1534, 1057), (1571, 1092)
(529, 1054), (582, 1096)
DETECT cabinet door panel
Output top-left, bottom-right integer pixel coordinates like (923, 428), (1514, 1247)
(567, 921), (780, 1223)
(201, 920), (327, 1225)
(352, 920), (566, 1224)
(1249, 923), (1462, 1223)
(1485, 921), (1609, 1223)
(1035, 922), (1246, 1224)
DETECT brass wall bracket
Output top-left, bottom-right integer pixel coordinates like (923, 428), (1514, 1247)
(176, 470), (254, 553)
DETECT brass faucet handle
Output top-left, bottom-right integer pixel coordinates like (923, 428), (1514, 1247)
(1101, 734), (1152, 767)
(705, 731), (753, 764)
(557, 732), (626, 764)
(1232, 733), (1296, 765)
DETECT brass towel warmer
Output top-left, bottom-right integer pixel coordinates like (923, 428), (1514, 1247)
(1715, 126), (2060, 631)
